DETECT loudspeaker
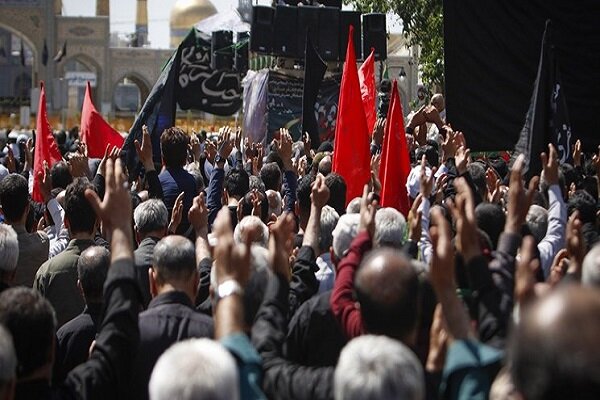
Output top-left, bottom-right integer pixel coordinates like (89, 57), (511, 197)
(340, 10), (362, 60)
(250, 6), (274, 53)
(317, 6), (340, 61)
(273, 5), (298, 57)
(297, 6), (319, 59)
(362, 13), (386, 61)
(211, 30), (233, 70)
(235, 32), (249, 74)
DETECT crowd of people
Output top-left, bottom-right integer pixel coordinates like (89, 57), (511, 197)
(0, 94), (597, 400)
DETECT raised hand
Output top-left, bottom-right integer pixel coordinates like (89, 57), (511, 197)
(572, 139), (582, 167)
(303, 132), (312, 156)
(506, 155), (539, 234)
(217, 126), (234, 160)
(547, 248), (569, 287)
(168, 192), (184, 234)
(419, 155), (436, 198)
(486, 168), (501, 204)
(310, 174), (330, 210)
(515, 236), (539, 306)
(455, 146), (470, 175)
(359, 185), (377, 239)
(372, 118), (385, 146)
(36, 160), (52, 203)
(408, 194), (423, 243)
(276, 128), (293, 170)
(188, 192), (209, 236)
(448, 178), (480, 262)
(268, 212), (295, 281)
(69, 145), (90, 178)
(540, 143), (559, 186)
(566, 211), (585, 280)
(136, 125), (155, 170)
(189, 134), (201, 162)
(5, 147), (16, 173)
(205, 139), (217, 164)
(213, 206), (251, 286)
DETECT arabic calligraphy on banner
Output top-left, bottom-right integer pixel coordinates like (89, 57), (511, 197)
(266, 71), (340, 143)
(177, 32), (242, 116)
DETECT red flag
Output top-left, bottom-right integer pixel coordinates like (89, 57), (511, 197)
(358, 48), (376, 133)
(332, 25), (371, 205)
(379, 80), (411, 216)
(80, 81), (124, 158)
(33, 82), (62, 203)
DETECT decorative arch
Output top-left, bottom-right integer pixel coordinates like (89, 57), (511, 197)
(0, 22), (38, 62)
(113, 72), (151, 103)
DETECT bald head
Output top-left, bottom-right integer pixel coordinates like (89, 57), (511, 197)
(78, 246), (110, 303)
(510, 286), (600, 399)
(430, 93), (445, 112)
(355, 248), (420, 342)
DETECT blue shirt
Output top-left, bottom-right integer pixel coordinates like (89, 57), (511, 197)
(159, 167), (198, 235)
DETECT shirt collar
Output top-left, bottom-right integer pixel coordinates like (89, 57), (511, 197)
(148, 290), (193, 309)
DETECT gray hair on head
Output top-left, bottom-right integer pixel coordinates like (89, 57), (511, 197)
(332, 213), (360, 260)
(374, 207), (407, 249)
(0, 225), (18, 272)
(149, 338), (239, 400)
(134, 199), (169, 234)
(234, 216), (269, 248)
(334, 335), (424, 400)
(320, 205), (339, 253)
(583, 243), (600, 288)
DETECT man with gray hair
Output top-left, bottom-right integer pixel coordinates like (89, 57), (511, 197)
(0, 325), (16, 399)
(133, 199), (169, 307)
(233, 215), (269, 248)
(0, 225), (18, 292)
(582, 243), (600, 287)
(131, 235), (213, 400)
(315, 205), (339, 293)
(374, 207), (407, 249)
(149, 338), (239, 400)
(334, 335), (424, 400)
(54, 246), (110, 383)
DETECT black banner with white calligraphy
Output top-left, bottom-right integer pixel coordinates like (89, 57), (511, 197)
(177, 30), (242, 116)
(266, 71), (340, 144)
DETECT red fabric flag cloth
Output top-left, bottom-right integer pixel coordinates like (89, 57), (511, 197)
(379, 80), (411, 216)
(32, 82), (62, 203)
(332, 25), (371, 205)
(358, 48), (376, 133)
(81, 81), (124, 158)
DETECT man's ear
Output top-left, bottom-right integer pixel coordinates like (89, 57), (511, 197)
(64, 216), (71, 230)
(149, 267), (158, 298)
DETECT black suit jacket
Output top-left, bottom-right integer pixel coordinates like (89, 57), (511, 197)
(133, 236), (160, 308)
(131, 290), (214, 400)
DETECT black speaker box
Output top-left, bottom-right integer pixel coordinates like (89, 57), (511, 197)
(235, 31), (249, 73)
(317, 6), (340, 61)
(273, 5), (299, 57)
(340, 10), (362, 60)
(362, 13), (387, 61)
(250, 6), (274, 53)
(211, 30), (233, 70)
(297, 5), (319, 59)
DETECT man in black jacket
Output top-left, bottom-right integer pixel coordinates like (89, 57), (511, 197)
(131, 234), (214, 400)
(53, 246), (109, 383)
(0, 157), (141, 399)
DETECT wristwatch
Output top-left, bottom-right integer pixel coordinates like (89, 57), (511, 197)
(216, 279), (244, 303)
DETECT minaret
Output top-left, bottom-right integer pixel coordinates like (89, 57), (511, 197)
(96, 0), (109, 16)
(135, 0), (149, 47)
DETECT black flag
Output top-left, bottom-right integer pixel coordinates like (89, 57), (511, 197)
(124, 29), (244, 174)
(513, 20), (572, 177)
(42, 39), (48, 66)
(53, 41), (67, 63)
(301, 33), (327, 148)
(123, 45), (179, 175)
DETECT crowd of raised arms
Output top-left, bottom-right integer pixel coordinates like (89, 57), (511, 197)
(0, 97), (598, 400)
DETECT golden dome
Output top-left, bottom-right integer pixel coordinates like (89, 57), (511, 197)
(170, 0), (217, 47)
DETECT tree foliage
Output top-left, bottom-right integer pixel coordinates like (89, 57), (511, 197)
(346, 0), (444, 91)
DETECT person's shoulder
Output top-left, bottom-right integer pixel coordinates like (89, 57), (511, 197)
(56, 313), (94, 340)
